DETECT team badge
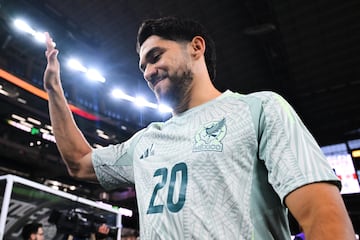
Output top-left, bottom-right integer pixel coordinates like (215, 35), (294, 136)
(193, 118), (227, 152)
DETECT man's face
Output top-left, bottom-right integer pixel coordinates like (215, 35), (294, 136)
(30, 227), (44, 240)
(139, 35), (194, 111)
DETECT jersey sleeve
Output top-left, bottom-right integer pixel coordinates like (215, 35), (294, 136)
(92, 129), (144, 190)
(254, 91), (341, 203)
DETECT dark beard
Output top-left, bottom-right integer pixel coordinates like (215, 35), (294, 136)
(158, 69), (193, 114)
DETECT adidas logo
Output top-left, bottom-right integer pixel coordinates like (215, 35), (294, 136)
(140, 143), (155, 159)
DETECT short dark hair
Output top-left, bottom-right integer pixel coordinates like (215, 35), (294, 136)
(136, 16), (217, 81)
(121, 227), (139, 237)
(21, 222), (42, 240)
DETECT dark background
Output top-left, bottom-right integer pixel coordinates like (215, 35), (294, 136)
(0, 0), (360, 233)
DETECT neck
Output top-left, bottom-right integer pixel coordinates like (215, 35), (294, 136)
(172, 76), (221, 115)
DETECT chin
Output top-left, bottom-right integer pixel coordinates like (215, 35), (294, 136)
(154, 85), (169, 100)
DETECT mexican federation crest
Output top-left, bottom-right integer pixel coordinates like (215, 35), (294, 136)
(193, 118), (227, 152)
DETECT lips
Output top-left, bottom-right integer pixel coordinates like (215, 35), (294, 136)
(149, 74), (167, 89)
(150, 78), (160, 88)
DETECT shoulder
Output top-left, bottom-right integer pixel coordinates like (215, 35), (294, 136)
(224, 90), (288, 110)
(147, 121), (165, 130)
(247, 91), (294, 114)
(225, 89), (284, 103)
(248, 90), (286, 103)
(127, 121), (165, 144)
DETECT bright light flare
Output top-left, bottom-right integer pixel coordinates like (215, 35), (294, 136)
(134, 96), (158, 109)
(67, 59), (87, 72)
(111, 89), (125, 99)
(158, 104), (172, 113)
(34, 32), (46, 43)
(134, 96), (147, 107)
(67, 59), (106, 83)
(14, 19), (34, 35)
(111, 89), (134, 102)
(13, 18), (56, 47)
(111, 88), (172, 113)
(86, 68), (106, 83)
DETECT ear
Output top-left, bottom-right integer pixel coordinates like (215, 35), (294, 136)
(190, 36), (205, 59)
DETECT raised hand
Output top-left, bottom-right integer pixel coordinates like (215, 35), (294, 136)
(43, 32), (60, 92)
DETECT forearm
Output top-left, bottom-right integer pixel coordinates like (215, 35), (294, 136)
(43, 32), (96, 180)
(47, 84), (93, 176)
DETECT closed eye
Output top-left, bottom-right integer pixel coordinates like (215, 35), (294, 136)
(139, 47), (164, 72)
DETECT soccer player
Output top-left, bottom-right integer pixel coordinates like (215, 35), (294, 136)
(43, 16), (355, 239)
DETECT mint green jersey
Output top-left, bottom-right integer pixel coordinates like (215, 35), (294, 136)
(92, 90), (340, 240)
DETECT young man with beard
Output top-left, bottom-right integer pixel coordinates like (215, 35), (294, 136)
(44, 16), (355, 239)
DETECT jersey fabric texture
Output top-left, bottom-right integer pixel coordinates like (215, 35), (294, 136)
(92, 90), (340, 240)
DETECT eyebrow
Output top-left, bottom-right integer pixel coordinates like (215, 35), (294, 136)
(139, 46), (163, 72)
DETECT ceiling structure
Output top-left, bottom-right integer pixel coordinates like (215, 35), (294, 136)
(0, 0), (360, 231)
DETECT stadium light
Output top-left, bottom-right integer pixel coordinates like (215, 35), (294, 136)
(67, 58), (87, 72)
(158, 104), (172, 113)
(67, 59), (106, 83)
(86, 68), (106, 83)
(13, 18), (56, 46)
(111, 88), (172, 113)
(134, 96), (148, 107)
(14, 19), (34, 34)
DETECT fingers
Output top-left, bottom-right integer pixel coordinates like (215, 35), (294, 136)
(44, 32), (59, 64)
(44, 32), (57, 57)
(45, 32), (54, 49)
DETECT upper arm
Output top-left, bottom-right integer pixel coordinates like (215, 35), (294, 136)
(251, 92), (355, 237)
(285, 182), (355, 238)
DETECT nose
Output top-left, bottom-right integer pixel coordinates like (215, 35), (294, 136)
(143, 63), (158, 82)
